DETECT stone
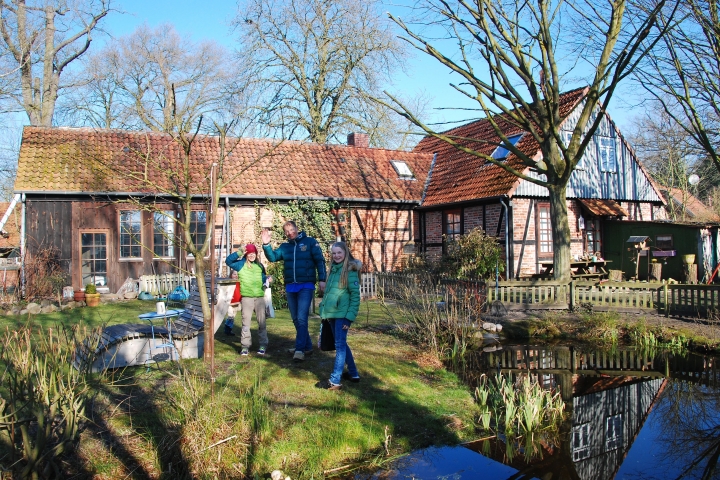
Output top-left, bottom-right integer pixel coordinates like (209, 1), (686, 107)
(101, 294), (119, 302)
(495, 324), (503, 332)
(26, 303), (42, 315)
(40, 299), (52, 307)
(61, 304), (72, 311)
(482, 322), (497, 332)
(271, 471), (284, 480)
(124, 291), (138, 299)
(19, 309), (28, 315)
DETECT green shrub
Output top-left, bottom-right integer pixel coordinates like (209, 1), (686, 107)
(84, 283), (97, 294)
(441, 228), (504, 279)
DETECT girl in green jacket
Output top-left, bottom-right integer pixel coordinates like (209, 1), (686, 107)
(316, 241), (361, 390)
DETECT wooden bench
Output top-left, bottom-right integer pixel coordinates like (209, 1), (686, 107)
(74, 278), (235, 372)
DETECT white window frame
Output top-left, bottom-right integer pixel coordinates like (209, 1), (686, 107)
(598, 136), (617, 173)
(119, 210), (142, 259)
(153, 211), (175, 258)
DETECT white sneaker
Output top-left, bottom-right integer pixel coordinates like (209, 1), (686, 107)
(293, 351), (305, 362)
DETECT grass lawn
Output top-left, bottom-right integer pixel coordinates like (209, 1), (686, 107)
(0, 299), (480, 479)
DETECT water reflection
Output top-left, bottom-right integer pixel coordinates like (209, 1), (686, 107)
(365, 345), (720, 479)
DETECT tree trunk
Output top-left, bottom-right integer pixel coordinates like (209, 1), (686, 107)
(194, 257), (213, 363)
(548, 185), (572, 282)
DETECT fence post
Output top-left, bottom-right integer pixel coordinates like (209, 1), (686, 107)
(569, 280), (575, 310)
(664, 283), (669, 318)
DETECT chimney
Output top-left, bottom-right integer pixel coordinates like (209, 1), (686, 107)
(347, 132), (369, 148)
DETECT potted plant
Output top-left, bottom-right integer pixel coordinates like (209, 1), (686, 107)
(84, 283), (100, 307)
(73, 288), (86, 302)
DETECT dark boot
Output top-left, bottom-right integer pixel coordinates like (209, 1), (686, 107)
(225, 317), (236, 336)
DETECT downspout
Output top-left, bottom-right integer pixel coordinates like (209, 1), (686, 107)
(0, 193), (20, 232)
(20, 193), (26, 298)
(499, 197), (511, 278)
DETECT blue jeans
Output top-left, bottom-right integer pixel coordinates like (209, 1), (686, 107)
(329, 318), (358, 385)
(287, 287), (314, 352)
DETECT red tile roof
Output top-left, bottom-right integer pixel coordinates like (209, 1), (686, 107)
(579, 199), (628, 217)
(413, 88), (587, 207)
(14, 127), (433, 203)
(663, 186), (720, 221)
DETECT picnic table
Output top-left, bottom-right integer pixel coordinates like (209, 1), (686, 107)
(536, 259), (612, 280)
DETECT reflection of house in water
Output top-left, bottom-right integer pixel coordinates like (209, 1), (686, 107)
(471, 345), (720, 479)
(571, 376), (665, 479)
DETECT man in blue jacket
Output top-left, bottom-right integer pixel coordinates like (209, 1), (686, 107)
(261, 221), (326, 362)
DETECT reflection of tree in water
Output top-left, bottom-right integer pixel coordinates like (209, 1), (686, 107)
(655, 379), (720, 479)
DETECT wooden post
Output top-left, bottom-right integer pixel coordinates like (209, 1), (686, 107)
(683, 264), (698, 284)
(664, 283), (669, 318)
(650, 263), (662, 282)
(569, 280), (576, 310)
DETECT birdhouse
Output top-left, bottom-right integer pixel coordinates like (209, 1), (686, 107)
(626, 235), (650, 252)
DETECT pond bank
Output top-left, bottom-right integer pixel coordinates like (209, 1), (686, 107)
(483, 307), (720, 353)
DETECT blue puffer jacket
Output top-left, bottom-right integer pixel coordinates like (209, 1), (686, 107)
(262, 231), (327, 284)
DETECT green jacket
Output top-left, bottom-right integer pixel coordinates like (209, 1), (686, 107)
(319, 260), (361, 322)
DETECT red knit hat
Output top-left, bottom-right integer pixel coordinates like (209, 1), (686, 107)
(245, 244), (258, 255)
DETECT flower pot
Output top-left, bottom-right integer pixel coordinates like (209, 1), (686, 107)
(74, 291), (86, 302)
(85, 293), (101, 307)
(683, 254), (696, 265)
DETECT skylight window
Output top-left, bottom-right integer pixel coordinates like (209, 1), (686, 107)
(491, 133), (524, 160)
(390, 160), (415, 179)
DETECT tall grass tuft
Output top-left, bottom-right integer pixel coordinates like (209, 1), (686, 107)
(474, 373), (565, 461)
(0, 325), (95, 479)
(380, 272), (481, 364)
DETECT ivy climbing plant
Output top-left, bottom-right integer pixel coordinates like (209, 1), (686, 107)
(261, 199), (339, 308)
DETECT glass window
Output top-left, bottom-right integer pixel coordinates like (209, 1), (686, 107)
(390, 160), (415, 179)
(190, 210), (207, 251)
(119, 210), (142, 258)
(606, 414), (624, 450)
(598, 136), (617, 172)
(492, 133), (524, 160)
(656, 235), (673, 250)
(562, 130), (586, 170)
(81, 232), (107, 287)
(153, 211), (175, 257)
(538, 204), (553, 256)
(444, 209), (461, 242)
(586, 218), (602, 255)
(572, 423), (591, 461)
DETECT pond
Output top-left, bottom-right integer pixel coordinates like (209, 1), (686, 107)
(359, 344), (720, 479)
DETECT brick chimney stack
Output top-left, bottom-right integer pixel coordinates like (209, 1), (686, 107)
(347, 132), (369, 148)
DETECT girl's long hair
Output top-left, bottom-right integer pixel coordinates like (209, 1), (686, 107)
(331, 241), (355, 288)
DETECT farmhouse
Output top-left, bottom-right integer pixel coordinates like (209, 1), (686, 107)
(413, 87), (675, 279)
(13, 128), (432, 292)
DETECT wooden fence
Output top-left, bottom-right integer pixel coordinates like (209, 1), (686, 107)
(377, 273), (720, 318)
(138, 273), (191, 296)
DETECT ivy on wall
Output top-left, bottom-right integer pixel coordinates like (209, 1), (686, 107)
(260, 199), (339, 308)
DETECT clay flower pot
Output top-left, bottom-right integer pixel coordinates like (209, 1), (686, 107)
(74, 291), (86, 302)
(85, 293), (101, 307)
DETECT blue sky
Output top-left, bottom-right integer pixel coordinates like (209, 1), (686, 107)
(109, 0), (642, 133)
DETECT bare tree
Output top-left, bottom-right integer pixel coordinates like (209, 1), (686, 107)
(234, 0), (408, 145)
(0, 0), (111, 126)
(58, 23), (254, 133)
(635, 0), (720, 178)
(385, 0), (676, 280)
(104, 118), (280, 363)
(628, 108), (707, 220)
